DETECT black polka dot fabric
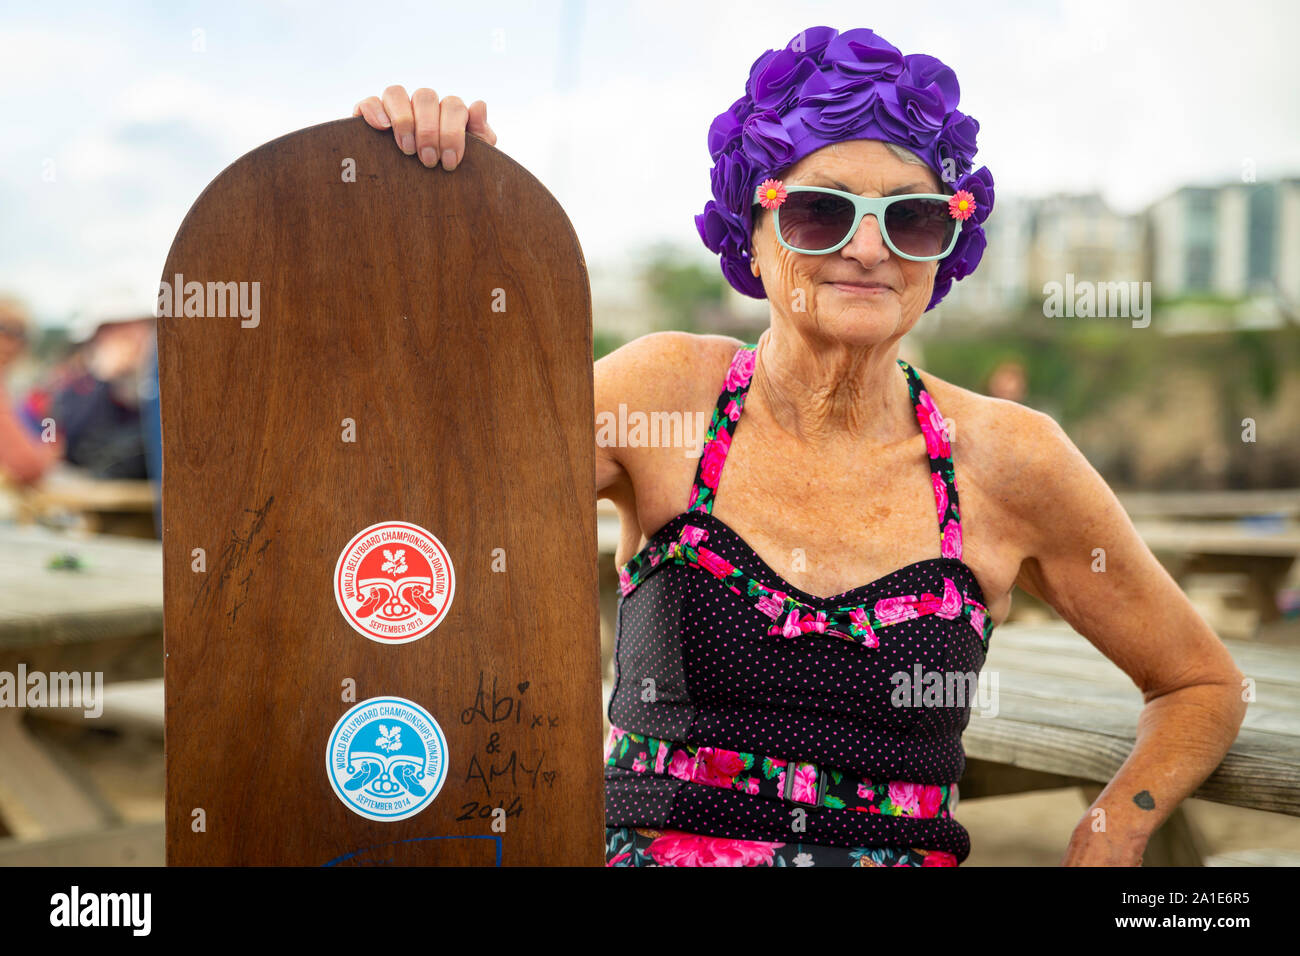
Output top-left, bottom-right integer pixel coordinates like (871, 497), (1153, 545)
(605, 343), (995, 863)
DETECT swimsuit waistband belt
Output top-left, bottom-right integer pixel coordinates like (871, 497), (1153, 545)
(604, 725), (956, 819)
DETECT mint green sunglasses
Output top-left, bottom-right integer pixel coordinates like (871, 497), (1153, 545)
(756, 185), (962, 261)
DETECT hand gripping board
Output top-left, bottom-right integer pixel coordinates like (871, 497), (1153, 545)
(159, 117), (602, 865)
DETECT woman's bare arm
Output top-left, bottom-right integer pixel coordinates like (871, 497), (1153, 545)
(593, 332), (745, 570)
(1001, 407), (1248, 865)
(594, 347), (632, 501)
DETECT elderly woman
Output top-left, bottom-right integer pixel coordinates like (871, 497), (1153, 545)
(356, 25), (1246, 867)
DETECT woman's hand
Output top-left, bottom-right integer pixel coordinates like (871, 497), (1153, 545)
(353, 85), (497, 171)
(1062, 821), (1147, 866)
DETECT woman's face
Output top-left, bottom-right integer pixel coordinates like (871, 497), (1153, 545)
(749, 138), (944, 344)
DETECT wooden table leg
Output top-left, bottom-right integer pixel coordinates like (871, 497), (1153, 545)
(0, 708), (114, 839)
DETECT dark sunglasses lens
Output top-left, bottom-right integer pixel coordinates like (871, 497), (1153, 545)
(777, 191), (857, 251)
(884, 198), (955, 258)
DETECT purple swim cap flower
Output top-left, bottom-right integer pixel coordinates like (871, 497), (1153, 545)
(694, 26), (996, 311)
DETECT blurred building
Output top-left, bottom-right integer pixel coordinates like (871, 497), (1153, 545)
(942, 192), (1149, 320)
(1147, 178), (1300, 305)
(941, 195), (1037, 319)
(941, 176), (1300, 327)
(1027, 193), (1149, 296)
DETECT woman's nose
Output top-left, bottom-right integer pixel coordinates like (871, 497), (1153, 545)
(841, 213), (891, 265)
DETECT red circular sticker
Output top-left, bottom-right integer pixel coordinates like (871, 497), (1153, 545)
(334, 521), (456, 644)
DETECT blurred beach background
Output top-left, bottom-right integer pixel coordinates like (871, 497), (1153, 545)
(1, 0), (1298, 865)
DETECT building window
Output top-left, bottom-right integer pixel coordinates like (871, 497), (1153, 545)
(1247, 183), (1277, 285)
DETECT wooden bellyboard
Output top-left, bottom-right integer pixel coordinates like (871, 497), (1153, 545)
(159, 117), (602, 865)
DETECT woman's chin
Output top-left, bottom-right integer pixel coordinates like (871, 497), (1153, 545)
(806, 294), (902, 331)
(802, 315), (902, 347)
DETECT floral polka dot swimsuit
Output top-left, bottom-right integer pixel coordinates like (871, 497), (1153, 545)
(604, 343), (995, 867)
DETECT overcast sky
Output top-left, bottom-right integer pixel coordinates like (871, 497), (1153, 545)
(2, 0), (1297, 322)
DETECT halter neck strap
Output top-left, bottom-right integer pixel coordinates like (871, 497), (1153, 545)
(686, 344), (964, 559)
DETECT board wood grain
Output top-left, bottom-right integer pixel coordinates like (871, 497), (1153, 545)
(160, 117), (602, 865)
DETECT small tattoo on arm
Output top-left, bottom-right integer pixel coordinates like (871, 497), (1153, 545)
(1133, 790), (1156, 810)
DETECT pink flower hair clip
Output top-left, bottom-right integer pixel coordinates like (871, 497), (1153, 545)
(948, 189), (977, 221)
(756, 178), (787, 210)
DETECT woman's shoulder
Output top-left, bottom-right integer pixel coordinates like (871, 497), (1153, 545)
(595, 330), (747, 407)
(911, 364), (1067, 486)
(600, 329), (747, 368)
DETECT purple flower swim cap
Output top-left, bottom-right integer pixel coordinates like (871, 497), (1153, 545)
(695, 26), (995, 312)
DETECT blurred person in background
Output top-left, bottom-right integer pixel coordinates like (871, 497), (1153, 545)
(0, 296), (61, 485)
(18, 334), (90, 436)
(44, 310), (156, 481)
(138, 330), (162, 536)
(985, 358), (1027, 403)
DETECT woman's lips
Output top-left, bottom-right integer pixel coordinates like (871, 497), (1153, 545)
(830, 282), (893, 295)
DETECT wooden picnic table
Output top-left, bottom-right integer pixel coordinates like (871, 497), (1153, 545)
(0, 523), (163, 843)
(1133, 519), (1300, 558)
(0, 523), (162, 651)
(1117, 489), (1300, 521)
(1115, 490), (1300, 628)
(1132, 518), (1300, 628)
(960, 621), (1299, 865)
(13, 464), (156, 539)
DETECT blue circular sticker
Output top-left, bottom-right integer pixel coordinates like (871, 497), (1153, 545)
(326, 696), (449, 821)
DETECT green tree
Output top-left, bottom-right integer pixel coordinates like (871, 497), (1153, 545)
(640, 243), (728, 333)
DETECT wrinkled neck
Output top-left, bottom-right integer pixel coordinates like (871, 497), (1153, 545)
(746, 325), (917, 450)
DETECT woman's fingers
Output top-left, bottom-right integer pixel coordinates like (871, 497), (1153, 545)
(352, 96), (391, 129)
(411, 88), (442, 167)
(467, 100), (497, 146)
(382, 85), (416, 155)
(358, 86), (490, 168)
(438, 95), (469, 170)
